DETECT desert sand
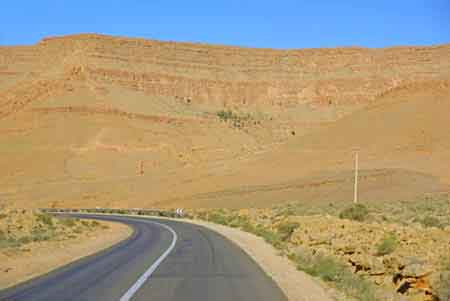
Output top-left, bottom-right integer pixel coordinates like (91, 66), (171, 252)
(0, 34), (449, 209)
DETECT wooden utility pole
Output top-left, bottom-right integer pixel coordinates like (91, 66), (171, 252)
(353, 151), (359, 204)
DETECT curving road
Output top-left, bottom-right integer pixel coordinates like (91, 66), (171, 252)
(0, 215), (287, 301)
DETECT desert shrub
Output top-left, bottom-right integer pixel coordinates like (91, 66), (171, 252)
(59, 218), (76, 228)
(217, 110), (234, 121)
(73, 227), (83, 234)
(0, 230), (17, 248)
(31, 228), (54, 242)
(339, 204), (369, 222)
(207, 212), (233, 226)
(81, 220), (91, 228)
(90, 220), (100, 227)
(228, 215), (250, 228)
(289, 252), (376, 301)
(216, 110), (251, 128)
(435, 256), (450, 301)
(304, 255), (345, 281)
(241, 223), (284, 249)
(17, 236), (32, 244)
(197, 211), (284, 249)
(437, 271), (450, 301)
(275, 206), (296, 217)
(276, 221), (300, 241)
(196, 211), (208, 220)
(0, 238), (21, 248)
(376, 233), (398, 256)
(37, 213), (54, 226)
(255, 227), (283, 249)
(420, 216), (442, 229)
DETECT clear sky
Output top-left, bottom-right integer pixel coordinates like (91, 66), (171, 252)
(1, 0), (449, 48)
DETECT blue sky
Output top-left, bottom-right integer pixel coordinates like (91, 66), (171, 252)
(1, 0), (449, 48)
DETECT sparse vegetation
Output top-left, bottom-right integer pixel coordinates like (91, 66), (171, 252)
(59, 217), (77, 227)
(216, 109), (234, 121)
(41, 200), (449, 301)
(437, 257), (450, 301)
(187, 197), (450, 300)
(216, 109), (252, 128)
(193, 208), (379, 299)
(419, 215), (443, 229)
(289, 251), (376, 301)
(376, 233), (398, 256)
(206, 211), (234, 225)
(91, 220), (101, 227)
(276, 221), (300, 241)
(201, 209), (285, 249)
(0, 211), (107, 250)
(339, 203), (369, 222)
(246, 224), (284, 249)
(37, 213), (54, 227)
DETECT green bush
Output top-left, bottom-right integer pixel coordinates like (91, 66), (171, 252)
(207, 212), (233, 226)
(59, 218), (77, 227)
(228, 215), (250, 228)
(304, 255), (345, 281)
(420, 216), (442, 229)
(31, 228), (54, 242)
(339, 204), (369, 222)
(290, 252), (376, 301)
(240, 223), (284, 249)
(276, 221), (300, 241)
(217, 110), (234, 121)
(17, 236), (32, 244)
(216, 109), (251, 128)
(0, 238), (21, 249)
(376, 233), (398, 256)
(37, 213), (54, 226)
(0, 230), (19, 248)
(434, 256), (450, 301)
(257, 227), (283, 249)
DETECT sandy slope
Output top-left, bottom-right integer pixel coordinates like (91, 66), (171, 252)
(0, 34), (449, 208)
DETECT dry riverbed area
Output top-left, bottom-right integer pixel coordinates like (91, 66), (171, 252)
(0, 209), (132, 289)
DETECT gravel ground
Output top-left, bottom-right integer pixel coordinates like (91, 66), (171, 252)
(0, 220), (132, 289)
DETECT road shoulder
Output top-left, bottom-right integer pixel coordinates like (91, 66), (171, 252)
(152, 216), (334, 301)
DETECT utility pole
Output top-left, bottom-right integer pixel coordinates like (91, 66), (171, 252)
(353, 151), (359, 204)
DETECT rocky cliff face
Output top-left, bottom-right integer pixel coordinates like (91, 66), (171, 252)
(1, 34), (449, 113)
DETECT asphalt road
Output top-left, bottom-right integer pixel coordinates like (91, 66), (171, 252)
(0, 215), (287, 301)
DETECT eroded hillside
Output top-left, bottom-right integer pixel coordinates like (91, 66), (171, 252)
(0, 34), (449, 208)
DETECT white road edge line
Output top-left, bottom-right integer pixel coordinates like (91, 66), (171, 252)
(119, 220), (178, 301)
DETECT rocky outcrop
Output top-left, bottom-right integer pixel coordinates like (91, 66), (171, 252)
(2, 34), (449, 114)
(287, 216), (450, 300)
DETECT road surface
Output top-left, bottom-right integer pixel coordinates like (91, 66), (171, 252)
(0, 215), (287, 301)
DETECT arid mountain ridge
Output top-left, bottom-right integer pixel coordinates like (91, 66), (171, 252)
(2, 34), (449, 110)
(0, 34), (449, 208)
